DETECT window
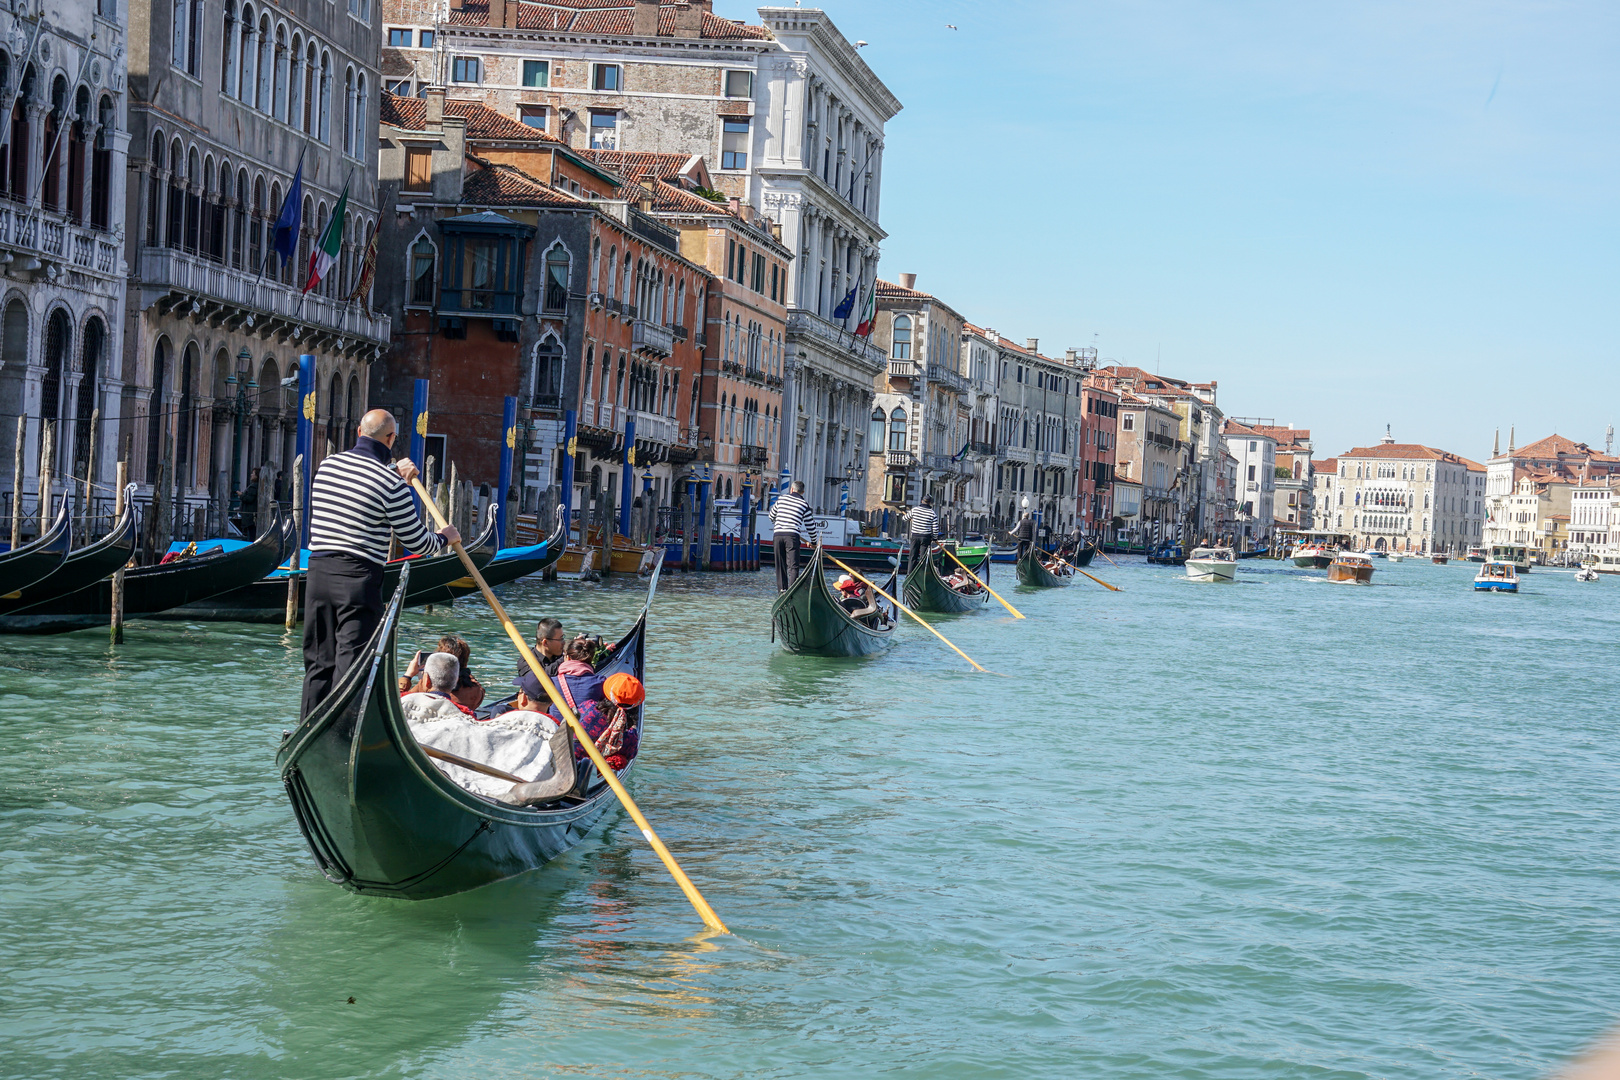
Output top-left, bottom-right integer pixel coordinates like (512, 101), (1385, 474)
(522, 60), (549, 87)
(725, 70), (753, 98)
(386, 79), (411, 96)
(519, 105), (548, 131)
(721, 117), (749, 170)
(451, 56), (481, 84)
(543, 244), (569, 312)
(410, 238), (436, 304)
(589, 110), (617, 149)
(891, 315), (911, 359)
(1249, 440), (1256, 452)
(889, 407), (907, 451)
(404, 146), (432, 191)
(751, 252), (765, 293)
(388, 28), (412, 46)
(869, 408), (885, 451)
(1247, 465), (1256, 481)
(419, 29), (434, 47)
(592, 63), (621, 91)
(1122, 414), (1133, 431)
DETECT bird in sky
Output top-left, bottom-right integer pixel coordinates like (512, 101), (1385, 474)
(946, 24), (957, 30)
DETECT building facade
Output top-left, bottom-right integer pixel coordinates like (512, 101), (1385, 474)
(1483, 432), (1620, 554)
(0, 0), (130, 536)
(1112, 391), (1185, 547)
(1223, 419), (1276, 549)
(1327, 433), (1484, 554)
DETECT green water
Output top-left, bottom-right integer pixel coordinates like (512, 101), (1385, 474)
(1, 558), (1616, 1078)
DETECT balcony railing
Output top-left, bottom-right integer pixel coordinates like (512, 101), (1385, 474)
(927, 364), (968, 393)
(924, 452), (962, 473)
(886, 449), (916, 468)
(632, 410), (678, 446)
(694, 331), (707, 348)
(672, 324), (688, 342)
(888, 360), (918, 379)
(0, 205), (122, 280)
(605, 298), (622, 314)
(740, 444), (769, 467)
(632, 319), (673, 357)
(786, 310), (886, 372)
(765, 374), (784, 389)
(138, 246), (390, 346)
(744, 365), (765, 383)
(440, 287), (522, 315)
(968, 440), (995, 457)
(721, 359), (742, 375)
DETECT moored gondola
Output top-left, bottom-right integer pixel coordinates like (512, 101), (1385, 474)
(771, 541), (897, 656)
(277, 557), (659, 900)
(902, 542), (988, 614)
(0, 504), (71, 597)
(0, 492), (135, 614)
(1015, 546), (1072, 588)
(421, 505), (568, 605)
(0, 510), (292, 634)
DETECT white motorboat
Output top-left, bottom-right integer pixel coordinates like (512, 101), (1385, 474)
(1388, 553), (1405, 563)
(1474, 561), (1519, 593)
(1575, 566), (1599, 583)
(1185, 546), (1237, 583)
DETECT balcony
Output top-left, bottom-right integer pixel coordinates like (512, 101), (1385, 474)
(927, 364), (968, 393)
(924, 452), (962, 473)
(631, 410), (678, 446)
(694, 331), (707, 348)
(888, 360), (918, 379)
(968, 440), (995, 457)
(886, 449), (916, 468)
(137, 246), (390, 349)
(721, 358), (742, 376)
(606, 298), (622, 315)
(744, 365), (765, 383)
(0, 205), (122, 282)
(740, 444), (769, 467)
(441, 287), (524, 316)
(672, 324), (689, 342)
(766, 373), (784, 389)
(632, 319), (673, 357)
(786, 310), (886, 372)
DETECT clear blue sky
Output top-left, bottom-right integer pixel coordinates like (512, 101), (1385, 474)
(749, 1), (1619, 461)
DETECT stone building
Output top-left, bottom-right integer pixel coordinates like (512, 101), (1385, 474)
(1245, 423), (1313, 530)
(0, 0), (130, 537)
(955, 323), (1000, 534)
(1112, 391), (1184, 548)
(990, 334), (1088, 536)
(125, 0), (388, 544)
(1326, 431), (1485, 554)
(1223, 419), (1276, 549)
(1076, 365), (1118, 541)
(1483, 431), (1620, 554)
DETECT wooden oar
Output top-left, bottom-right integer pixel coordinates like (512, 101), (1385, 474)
(1091, 543), (1122, 570)
(937, 545), (1024, 619)
(422, 744), (527, 785)
(411, 478), (728, 933)
(828, 556), (991, 674)
(1051, 552), (1121, 592)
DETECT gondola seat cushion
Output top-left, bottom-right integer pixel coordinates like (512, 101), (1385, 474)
(408, 709), (563, 799)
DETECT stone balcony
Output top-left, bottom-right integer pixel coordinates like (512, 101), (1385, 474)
(632, 318), (673, 357)
(786, 310), (886, 373)
(740, 444), (769, 467)
(137, 246), (390, 354)
(885, 449), (916, 469)
(631, 410), (678, 446)
(927, 363), (969, 393)
(0, 204), (123, 286)
(887, 359), (918, 379)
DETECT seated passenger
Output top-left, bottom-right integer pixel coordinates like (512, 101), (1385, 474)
(533, 636), (608, 721)
(401, 634), (485, 710)
(834, 575), (866, 613)
(401, 652), (479, 724)
(573, 672), (644, 771)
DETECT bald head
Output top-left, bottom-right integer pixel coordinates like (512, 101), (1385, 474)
(358, 409), (396, 440)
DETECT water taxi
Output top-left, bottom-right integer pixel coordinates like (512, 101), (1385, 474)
(1387, 553), (1405, 563)
(1431, 554), (1449, 565)
(1466, 546), (1487, 563)
(1327, 551), (1375, 584)
(1575, 566), (1600, 583)
(1487, 544), (1533, 572)
(1185, 546), (1237, 583)
(1292, 542), (1334, 569)
(1474, 561), (1519, 593)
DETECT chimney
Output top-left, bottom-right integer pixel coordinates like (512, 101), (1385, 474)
(633, 0), (660, 36)
(770, 220), (782, 241)
(488, 0), (505, 30)
(448, 0), (463, 10)
(673, 1), (703, 37)
(898, 272), (916, 291)
(1065, 347), (1078, 363)
(638, 175), (657, 212)
(1025, 337), (1038, 353)
(424, 85), (446, 127)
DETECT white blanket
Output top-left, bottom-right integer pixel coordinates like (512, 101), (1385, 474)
(406, 707), (561, 799)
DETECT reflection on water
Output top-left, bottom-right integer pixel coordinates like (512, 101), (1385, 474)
(1, 557), (1617, 1078)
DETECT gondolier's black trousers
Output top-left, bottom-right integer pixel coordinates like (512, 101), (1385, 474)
(908, 533), (936, 576)
(301, 553), (384, 719)
(773, 532), (801, 591)
(1016, 539), (1033, 562)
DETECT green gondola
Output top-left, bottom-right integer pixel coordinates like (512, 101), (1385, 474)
(0, 509), (294, 634)
(277, 556), (662, 900)
(902, 542), (989, 614)
(0, 503), (71, 597)
(419, 505), (569, 605)
(0, 494), (135, 614)
(1015, 546), (1072, 588)
(771, 541), (897, 657)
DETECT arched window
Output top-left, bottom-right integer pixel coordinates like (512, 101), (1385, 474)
(288, 33), (304, 126)
(869, 408), (885, 450)
(354, 74), (367, 160)
(238, 5), (257, 104)
(589, 237), (601, 292)
(90, 96), (116, 230)
(603, 246), (617, 300)
(145, 340), (168, 483)
(614, 354), (626, 406)
(410, 236), (436, 304)
(273, 24), (289, 121)
(891, 315), (911, 360)
(303, 42), (317, 132)
(342, 67), (355, 155)
(41, 77), (65, 212)
(166, 139), (185, 248)
(145, 134), (165, 245)
(318, 51), (332, 142)
(176, 343), (198, 488)
(249, 175), (264, 269)
(889, 406), (907, 451)
(543, 244), (569, 312)
(222, 0), (238, 94)
(257, 14), (273, 111)
(582, 347), (594, 403)
(533, 337), (563, 408)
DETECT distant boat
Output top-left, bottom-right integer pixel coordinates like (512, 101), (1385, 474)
(1474, 561), (1519, 593)
(1575, 564), (1600, 583)
(1431, 554), (1449, 565)
(1292, 542), (1333, 569)
(1328, 551), (1375, 584)
(1185, 546), (1236, 583)
(1466, 546), (1487, 563)
(1487, 544), (1533, 572)
(1388, 553), (1405, 563)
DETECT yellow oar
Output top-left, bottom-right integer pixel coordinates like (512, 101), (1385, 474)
(411, 478), (727, 933)
(937, 546), (1023, 619)
(1051, 552), (1121, 592)
(828, 556), (990, 673)
(1092, 543), (1122, 570)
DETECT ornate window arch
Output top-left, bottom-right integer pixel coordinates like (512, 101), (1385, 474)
(542, 241), (570, 313)
(888, 406), (907, 451)
(532, 333), (563, 408)
(891, 314), (911, 360)
(409, 230), (436, 305)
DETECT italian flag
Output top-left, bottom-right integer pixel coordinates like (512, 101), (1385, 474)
(304, 181), (349, 293)
(853, 280), (878, 337)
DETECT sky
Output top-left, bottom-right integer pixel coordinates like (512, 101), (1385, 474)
(744, 0), (1619, 461)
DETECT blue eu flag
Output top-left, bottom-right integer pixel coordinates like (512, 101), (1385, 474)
(833, 278), (859, 320)
(271, 156), (304, 268)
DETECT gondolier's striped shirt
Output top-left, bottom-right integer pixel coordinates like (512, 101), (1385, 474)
(904, 505), (939, 537)
(768, 491), (819, 541)
(308, 439), (446, 566)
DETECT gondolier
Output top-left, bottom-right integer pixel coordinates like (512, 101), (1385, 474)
(301, 409), (459, 717)
(902, 496), (938, 577)
(768, 480), (818, 591)
(1012, 509), (1036, 562)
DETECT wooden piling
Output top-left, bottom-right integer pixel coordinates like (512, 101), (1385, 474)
(110, 459), (128, 644)
(286, 454), (302, 630)
(600, 488), (615, 575)
(37, 419), (55, 536)
(10, 414), (24, 550)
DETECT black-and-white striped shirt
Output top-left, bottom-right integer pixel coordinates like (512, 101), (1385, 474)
(768, 491), (819, 540)
(904, 505), (939, 537)
(308, 438), (445, 566)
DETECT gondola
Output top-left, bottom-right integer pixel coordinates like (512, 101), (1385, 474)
(0, 492), (136, 614)
(0, 510), (293, 634)
(1015, 546), (1072, 588)
(417, 505), (568, 605)
(902, 542), (988, 614)
(277, 555), (661, 900)
(0, 503), (71, 597)
(771, 541), (898, 657)
(154, 504), (501, 623)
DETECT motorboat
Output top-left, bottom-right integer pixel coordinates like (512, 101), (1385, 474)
(1292, 543), (1334, 569)
(1388, 553), (1405, 563)
(1487, 544), (1533, 572)
(1185, 546), (1236, 583)
(1327, 551), (1374, 584)
(1474, 561), (1519, 593)
(1431, 554), (1449, 565)
(1466, 546), (1487, 563)
(1575, 565), (1600, 583)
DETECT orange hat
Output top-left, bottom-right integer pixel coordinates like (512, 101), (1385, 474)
(603, 672), (645, 707)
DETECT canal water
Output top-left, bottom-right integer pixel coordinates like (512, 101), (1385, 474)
(1, 557), (1616, 1078)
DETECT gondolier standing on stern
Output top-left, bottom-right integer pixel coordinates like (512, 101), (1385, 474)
(768, 480), (818, 591)
(903, 496), (939, 577)
(300, 409), (460, 718)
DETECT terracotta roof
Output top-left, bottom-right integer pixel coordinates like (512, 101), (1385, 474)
(1315, 457), (1337, 474)
(382, 93), (559, 143)
(636, 175), (734, 216)
(444, 2), (771, 38)
(1338, 442), (1485, 470)
(461, 157), (587, 207)
(1509, 433), (1620, 463)
(876, 279), (934, 301)
(1223, 419), (1268, 438)
(580, 150), (697, 181)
